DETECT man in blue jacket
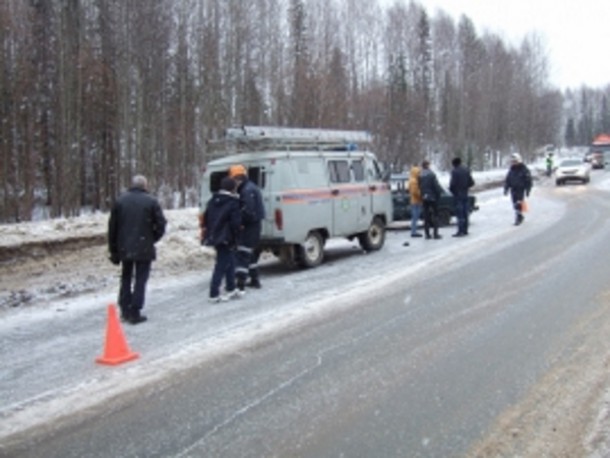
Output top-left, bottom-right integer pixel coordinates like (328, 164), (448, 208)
(203, 176), (242, 302)
(228, 164), (266, 292)
(108, 175), (166, 324)
(418, 160), (443, 240)
(449, 157), (475, 237)
(504, 153), (532, 226)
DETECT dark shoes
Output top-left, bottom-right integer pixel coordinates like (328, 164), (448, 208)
(515, 214), (524, 226)
(129, 310), (147, 325)
(452, 232), (468, 237)
(120, 307), (147, 325)
(411, 233), (423, 238)
(246, 279), (262, 289)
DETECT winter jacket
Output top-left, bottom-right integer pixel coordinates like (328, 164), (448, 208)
(238, 179), (265, 225)
(408, 166), (422, 205)
(449, 165), (475, 198)
(419, 168), (443, 202)
(504, 163), (532, 195)
(108, 187), (166, 262)
(203, 190), (242, 247)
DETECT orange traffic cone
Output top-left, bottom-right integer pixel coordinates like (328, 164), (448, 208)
(96, 304), (140, 365)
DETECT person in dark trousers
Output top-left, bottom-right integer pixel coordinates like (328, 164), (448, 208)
(202, 176), (242, 303)
(108, 175), (166, 324)
(504, 153), (532, 226)
(418, 159), (443, 240)
(449, 156), (475, 237)
(228, 164), (266, 292)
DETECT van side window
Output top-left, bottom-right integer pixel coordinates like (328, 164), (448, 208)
(368, 160), (382, 181)
(210, 171), (228, 192)
(248, 167), (265, 189)
(329, 160), (350, 183)
(352, 160), (365, 182)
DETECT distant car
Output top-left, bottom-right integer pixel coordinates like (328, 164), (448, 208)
(584, 150), (604, 169)
(555, 159), (591, 185)
(390, 174), (478, 227)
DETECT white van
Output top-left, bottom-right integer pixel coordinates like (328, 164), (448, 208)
(200, 126), (393, 268)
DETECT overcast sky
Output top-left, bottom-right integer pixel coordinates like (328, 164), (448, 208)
(388, 0), (610, 90)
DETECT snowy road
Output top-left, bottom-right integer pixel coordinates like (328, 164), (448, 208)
(2, 171), (610, 456)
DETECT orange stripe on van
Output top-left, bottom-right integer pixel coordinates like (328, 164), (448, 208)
(281, 184), (390, 204)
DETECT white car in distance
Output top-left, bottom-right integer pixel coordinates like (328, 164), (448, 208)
(555, 158), (591, 186)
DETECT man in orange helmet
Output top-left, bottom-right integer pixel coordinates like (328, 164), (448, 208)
(228, 164), (265, 292)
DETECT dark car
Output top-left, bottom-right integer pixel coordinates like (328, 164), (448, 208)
(390, 174), (478, 227)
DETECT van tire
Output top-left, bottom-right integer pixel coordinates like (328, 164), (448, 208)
(358, 217), (385, 251)
(296, 231), (325, 268)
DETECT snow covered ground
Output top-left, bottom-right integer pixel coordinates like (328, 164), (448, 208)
(1, 159), (609, 455)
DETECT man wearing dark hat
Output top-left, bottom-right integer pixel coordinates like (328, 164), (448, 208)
(449, 157), (475, 237)
(202, 176), (242, 302)
(418, 160), (443, 240)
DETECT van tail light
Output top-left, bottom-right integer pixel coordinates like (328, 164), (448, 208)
(274, 209), (283, 230)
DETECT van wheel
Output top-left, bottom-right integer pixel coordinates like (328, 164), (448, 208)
(358, 217), (385, 251)
(437, 209), (451, 227)
(296, 231), (324, 268)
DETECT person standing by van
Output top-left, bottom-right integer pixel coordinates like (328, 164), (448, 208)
(228, 164), (266, 292)
(449, 157), (475, 237)
(418, 160), (443, 240)
(408, 164), (423, 237)
(202, 176), (242, 302)
(504, 153), (532, 226)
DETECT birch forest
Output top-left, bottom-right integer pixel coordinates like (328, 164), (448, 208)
(1, 0), (609, 222)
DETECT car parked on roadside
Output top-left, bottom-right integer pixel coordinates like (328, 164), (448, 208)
(390, 173), (478, 227)
(555, 158), (591, 185)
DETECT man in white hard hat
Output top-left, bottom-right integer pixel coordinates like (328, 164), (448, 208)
(504, 153), (532, 226)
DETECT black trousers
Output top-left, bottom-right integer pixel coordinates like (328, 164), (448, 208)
(119, 260), (152, 312)
(422, 199), (439, 236)
(236, 222), (262, 283)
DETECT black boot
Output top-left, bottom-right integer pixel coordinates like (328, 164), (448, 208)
(246, 275), (262, 288)
(129, 308), (147, 325)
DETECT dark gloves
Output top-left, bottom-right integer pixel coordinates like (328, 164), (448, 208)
(109, 252), (120, 265)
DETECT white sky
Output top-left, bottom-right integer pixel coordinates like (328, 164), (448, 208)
(404, 0), (610, 90)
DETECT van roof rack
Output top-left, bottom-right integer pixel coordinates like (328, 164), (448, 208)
(209, 125), (373, 154)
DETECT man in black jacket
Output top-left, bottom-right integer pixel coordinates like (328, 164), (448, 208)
(418, 160), (443, 240)
(108, 175), (166, 324)
(504, 153), (532, 226)
(202, 176), (242, 303)
(449, 157), (475, 237)
(228, 164), (266, 292)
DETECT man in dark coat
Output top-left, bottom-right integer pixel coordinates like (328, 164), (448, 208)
(418, 159), (443, 240)
(108, 175), (166, 324)
(504, 153), (532, 226)
(228, 164), (266, 292)
(449, 156), (475, 237)
(202, 176), (242, 302)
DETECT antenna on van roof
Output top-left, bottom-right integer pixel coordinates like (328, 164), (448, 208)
(219, 125), (373, 152)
